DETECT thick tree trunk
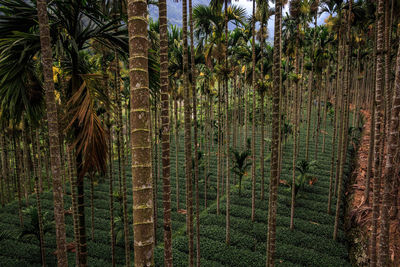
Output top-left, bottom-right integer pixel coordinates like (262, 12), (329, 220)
(127, 0), (155, 264)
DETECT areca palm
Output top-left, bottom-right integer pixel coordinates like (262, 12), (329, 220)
(0, 1), (128, 265)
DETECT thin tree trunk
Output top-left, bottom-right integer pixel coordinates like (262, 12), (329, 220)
(267, 1), (281, 265)
(174, 94), (180, 211)
(251, 0), (256, 222)
(35, 178), (46, 267)
(181, 0), (194, 263)
(159, 0), (173, 264)
(370, 0), (385, 264)
(67, 146), (80, 266)
(114, 52), (130, 266)
(378, 4), (398, 265)
(333, 1), (352, 241)
(290, 26), (300, 230)
(37, 1), (68, 265)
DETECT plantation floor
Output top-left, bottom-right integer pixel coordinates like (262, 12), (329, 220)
(0, 116), (353, 266)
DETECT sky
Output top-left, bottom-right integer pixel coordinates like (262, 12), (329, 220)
(149, 0), (329, 42)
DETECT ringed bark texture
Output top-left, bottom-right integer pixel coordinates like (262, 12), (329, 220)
(127, 0), (154, 265)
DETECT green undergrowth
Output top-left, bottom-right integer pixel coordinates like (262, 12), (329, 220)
(0, 112), (356, 266)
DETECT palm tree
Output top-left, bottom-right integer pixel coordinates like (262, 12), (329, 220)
(19, 206), (54, 266)
(267, 0), (282, 265)
(230, 148), (251, 196)
(333, 0), (352, 242)
(159, 0), (173, 264)
(289, 0), (301, 230)
(188, 0), (201, 260)
(36, 1), (67, 264)
(250, 0), (257, 223)
(380, 24), (400, 267)
(305, 0), (320, 161)
(182, 0), (194, 264)
(127, 0), (154, 265)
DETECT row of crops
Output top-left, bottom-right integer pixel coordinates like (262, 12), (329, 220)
(0, 117), (354, 266)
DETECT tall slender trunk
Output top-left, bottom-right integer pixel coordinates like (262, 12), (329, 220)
(67, 146), (80, 266)
(260, 92), (265, 201)
(290, 26), (300, 230)
(217, 80), (221, 215)
(174, 94), (180, 211)
(251, 0), (256, 223)
(305, 10), (318, 161)
(102, 52), (116, 267)
(327, 54), (340, 214)
(159, 0), (173, 264)
(22, 119), (31, 202)
(13, 134), (23, 227)
(188, 0), (200, 262)
(127, 0), (154, 264)
(35, 178), (46, 267)
(89, 175), (95, 241)
(370, 0), (385, 264)
(266, 1), (281, 265)
(314, 75), (322, 160)
(114, 52), (130, 266)
(36, 1), (68, 265)
(0, 132), (9, 203)
(378, 2), (397, 265)
(181, 0), (194, 264)
(224, 0), (231, 247)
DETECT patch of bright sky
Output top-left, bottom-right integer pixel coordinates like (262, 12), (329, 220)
(149, 0), (329, 42)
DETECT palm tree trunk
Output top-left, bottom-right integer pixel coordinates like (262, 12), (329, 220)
(35, 178), (46, 267)
(114, 52), (130, 266)
(327, 55), (340, 214)
(102, 52), (116, 267)
(174, 93), (180, 211)
(90, 175), (95, 241)
(127, 0), (155, 264)
(333, 1), (352, 241)
(251, 0), (256, 223)
(0, 132), (9, 203)
(159, 0), (173, 264)
(260, 92), (265, 201)
(378, 2), (397, 265)
(188, 0), (200, 262)
(22, 120), (31, 203)
(314, 75), (322, 160)
(13, 134), (23, 227)
(217, 80), (221, 216)
(182, 0), (194, 263)
(290, 26), (300, 230)
(370, 0), (385, 264)
(267, 0), (281, 265)
(36, 1), (68, 265)
(67, 146), (80, 266)
(224, 0), (231, 247)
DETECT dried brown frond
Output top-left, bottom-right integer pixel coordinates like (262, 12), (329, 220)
(66, 76), (109, 180)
